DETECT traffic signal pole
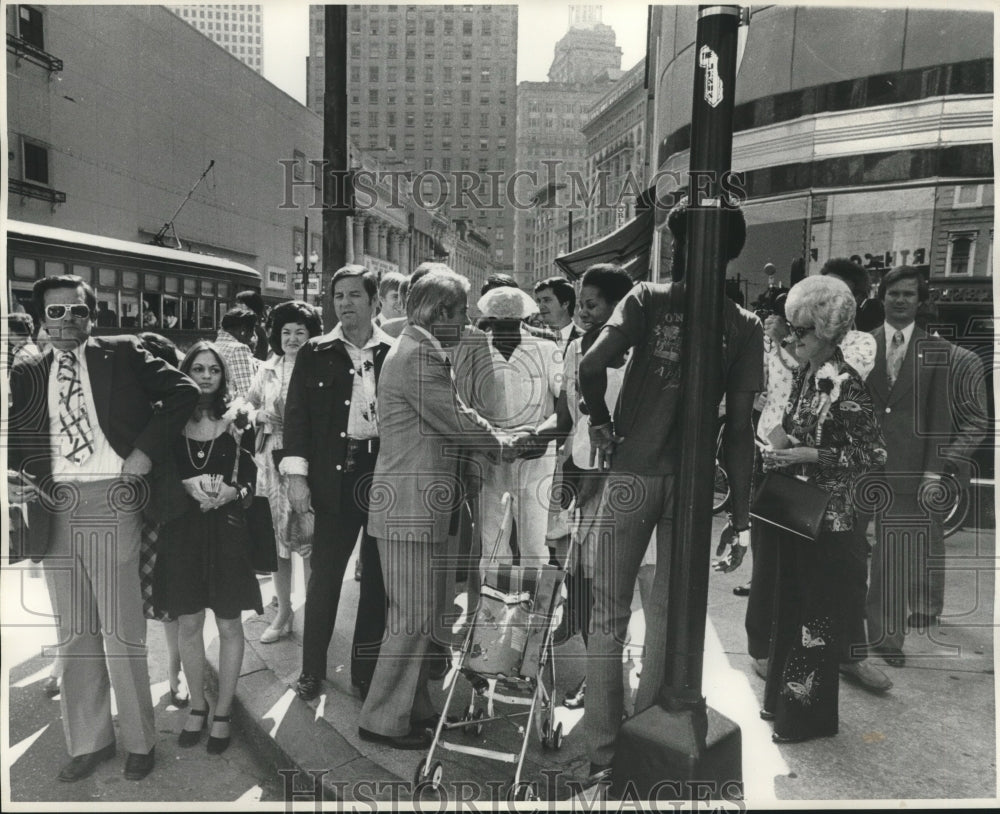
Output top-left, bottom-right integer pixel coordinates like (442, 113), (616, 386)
(612, 6), (744, 803)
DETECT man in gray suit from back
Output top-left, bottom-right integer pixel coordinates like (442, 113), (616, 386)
(358, 268), (514, 750)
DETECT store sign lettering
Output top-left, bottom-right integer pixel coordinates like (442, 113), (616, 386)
(849, 248), (926, 270)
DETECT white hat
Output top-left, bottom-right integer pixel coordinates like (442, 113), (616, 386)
(477, 287), (539, 320)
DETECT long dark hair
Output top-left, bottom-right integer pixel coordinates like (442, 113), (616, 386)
(179, 341), (230, 419)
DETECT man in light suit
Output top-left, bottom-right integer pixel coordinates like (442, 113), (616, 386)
(864, 265), (981, 666)
(359, 268), (513, 750)
(7, 275), (199, 782)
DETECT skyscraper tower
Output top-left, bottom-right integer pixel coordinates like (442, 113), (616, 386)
(165, 5), (263, 73)
(548, 6), (622, 83)
(308, 5), (519, 273)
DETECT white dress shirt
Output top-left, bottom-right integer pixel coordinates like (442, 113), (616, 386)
(47, 343), (124, 482)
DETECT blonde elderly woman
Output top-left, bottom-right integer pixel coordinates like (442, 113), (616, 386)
(242, 301), (322, 643)
(475, 285), (563, 570)
(746, 264), (888, 695)
(759, 274), (887, 744)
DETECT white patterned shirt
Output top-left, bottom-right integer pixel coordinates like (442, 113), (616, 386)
(47, 344), (124, 481)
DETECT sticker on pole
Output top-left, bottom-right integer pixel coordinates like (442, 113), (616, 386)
(699, 45), (724, 108)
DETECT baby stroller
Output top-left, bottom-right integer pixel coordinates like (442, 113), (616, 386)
(413, 493), (569, 802)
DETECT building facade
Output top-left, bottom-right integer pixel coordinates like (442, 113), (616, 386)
(514, 81), (610, 285)
(647, 7), (993, 306)
(307, 4), (517, 273)
(7, 4), (314, 314)
(165, 4), (263, 73)
(646, 5), (994, 485)
(512, 6), (624, 285)
(580, 59), (647, 247)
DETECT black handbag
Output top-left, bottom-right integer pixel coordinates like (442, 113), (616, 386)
(246, 497), (278, 574)
(750, 471), (832, 542)
(230, 439), (278, 574)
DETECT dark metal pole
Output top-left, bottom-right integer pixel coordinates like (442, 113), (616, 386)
(612, 6), (743, 800)
(663, 0), (741, 710)
(302, 214), (310, 303)
(322, 5), (349, 319)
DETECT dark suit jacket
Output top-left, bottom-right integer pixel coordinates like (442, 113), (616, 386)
(8, 335), (200, 560)
(868, 325), (952, 506)
(282, 331), (392, 514)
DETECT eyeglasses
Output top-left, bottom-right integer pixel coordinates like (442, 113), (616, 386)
(45, 304), (91, 321)
(788, 324), (816, 339)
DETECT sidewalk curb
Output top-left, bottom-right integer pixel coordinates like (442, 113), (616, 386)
(205, 629), (402, 803)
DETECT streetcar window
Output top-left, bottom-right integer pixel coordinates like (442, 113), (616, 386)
(217, 282), (230, 299)
(98, 268), (117, 287)
(12, 257), (36, 279)
(122, 271), (139, 289)
(163, 296), (180, 329)
(200, 279), (215, 296)
(183, 278), (197, 296)
(144, 273), (161, 291)
(164, 276), (179, 294)
(95, 293), (118, 327)
(182, 298), (197, 329)
(44, 261), (65, 277)
(11, 289), (34, 315)
(72, 264), (93, 283)
(199, 298), (215, 329)
(120, 295), (139, 327)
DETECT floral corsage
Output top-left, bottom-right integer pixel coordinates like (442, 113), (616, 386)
(222, 398), (255, 434)
(813, 362), (851, 444)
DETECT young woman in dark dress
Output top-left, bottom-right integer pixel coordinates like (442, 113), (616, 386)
(152, 341), (262, 755)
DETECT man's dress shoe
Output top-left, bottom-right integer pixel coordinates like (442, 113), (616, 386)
(57, 742), (116, 782)
(358, 726), (432, 750)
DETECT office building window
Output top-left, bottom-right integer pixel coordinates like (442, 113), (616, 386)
(17, 6), (45, 51)
(946, 232), (976, 276)
(22, 139), (49, 185)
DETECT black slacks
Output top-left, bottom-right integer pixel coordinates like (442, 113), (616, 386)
(301, 445), (387, 686)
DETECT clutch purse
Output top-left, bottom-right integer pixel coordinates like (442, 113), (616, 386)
(750, 471), (832, 542)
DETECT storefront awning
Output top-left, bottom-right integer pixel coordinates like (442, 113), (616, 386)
(554, 205), (654, 281)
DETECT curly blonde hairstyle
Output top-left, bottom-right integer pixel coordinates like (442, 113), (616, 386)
(785, 275), (855, 346)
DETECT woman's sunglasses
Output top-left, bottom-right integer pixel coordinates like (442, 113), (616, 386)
(45, 304), (91, 320)
(788, 324), (816, 339)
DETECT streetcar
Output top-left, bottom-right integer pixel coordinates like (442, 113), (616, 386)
(6, 219), (261, 350)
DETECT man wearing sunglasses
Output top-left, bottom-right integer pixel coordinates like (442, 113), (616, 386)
(7, 275), (199, 783)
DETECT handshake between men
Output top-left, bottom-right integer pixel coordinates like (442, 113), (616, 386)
(499, 426), (551, 462)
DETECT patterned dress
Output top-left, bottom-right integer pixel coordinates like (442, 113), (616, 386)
(245, 356), (314, 560)
(763, 347), (887, 740)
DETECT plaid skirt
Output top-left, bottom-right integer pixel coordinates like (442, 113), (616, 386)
(140, 522), (172, 623)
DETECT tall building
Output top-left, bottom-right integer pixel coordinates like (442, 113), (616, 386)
(513, 6), (622, 285)
(308, 4), (519, 273)
(515, 82), (608, 284)
(580, 59), (647, 247)
(548, 5), (622, 83)
(165, 5), (263, 73)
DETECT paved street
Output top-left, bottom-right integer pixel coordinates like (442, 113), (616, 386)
(3, 516), (995, 806)
(2, 564), (285, 805)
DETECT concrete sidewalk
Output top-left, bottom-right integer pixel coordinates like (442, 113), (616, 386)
(210, 518), (997, 806)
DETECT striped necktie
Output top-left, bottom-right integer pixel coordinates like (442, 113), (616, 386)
(56, 350), (95, 465)
(886, 330), (905, 388)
